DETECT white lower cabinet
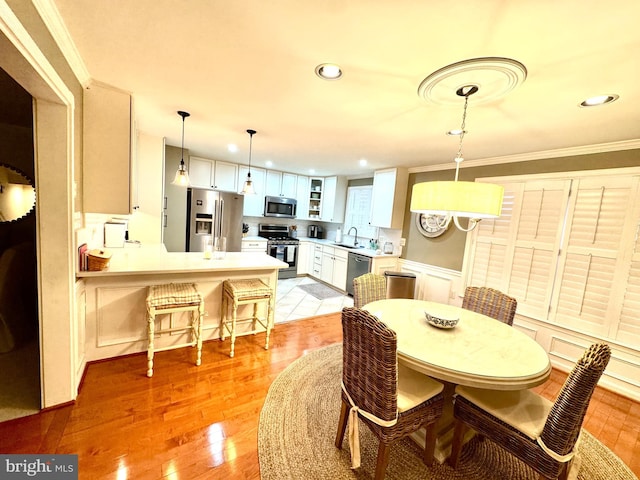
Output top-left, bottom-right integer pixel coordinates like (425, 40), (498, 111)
(241, 238), (267, 253)
(311, 244), (323, 278)
(320, 245), (348, 290)
(371, 256), (398, 275)
(297, 241), (311, 275)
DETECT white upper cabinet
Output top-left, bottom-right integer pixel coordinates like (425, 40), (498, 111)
(215, 161), (239, 191)
(238, 165), (266, 217)
(281, 173), (298, 198)
(83, 82), (133, 214)
(189, 156), (238, 192)
(296, 175), (310, 220)
(266, 170), (298, 197)
(320, 176), (348, 223)
(188, 157), (213, 189)
(369, 168), (408, 229)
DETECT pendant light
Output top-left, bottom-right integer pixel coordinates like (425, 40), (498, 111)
(241, 129), (257, 195)
(410, 85), (504, 232)
(172, 110), (191, 186)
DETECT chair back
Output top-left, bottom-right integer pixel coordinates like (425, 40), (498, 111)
(352, 273), (387, 308)
(341, 307), (398, 421)
(461, 286), (517, 325)
(540, 343), (611, 456)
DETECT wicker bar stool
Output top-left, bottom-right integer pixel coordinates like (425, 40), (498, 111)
(145, 283), (205, 378)
(220, 278), (274, 358)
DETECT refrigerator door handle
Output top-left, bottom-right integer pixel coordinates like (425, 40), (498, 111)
(218, 199), (225, 239)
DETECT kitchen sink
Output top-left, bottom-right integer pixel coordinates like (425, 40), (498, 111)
(334, 243), (361, 249)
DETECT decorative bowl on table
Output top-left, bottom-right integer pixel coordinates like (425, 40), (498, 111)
(425, 311), (459, 329)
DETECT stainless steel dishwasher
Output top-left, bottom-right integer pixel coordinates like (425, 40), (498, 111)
(346, 252), (372, 296)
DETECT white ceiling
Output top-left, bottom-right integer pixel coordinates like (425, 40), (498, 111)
(51, 0), (640, 177)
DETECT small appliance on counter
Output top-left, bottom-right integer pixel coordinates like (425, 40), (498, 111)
(104, 221), (127, 248)
(383, 241), (394, 254)
(308, 224), (324, 239)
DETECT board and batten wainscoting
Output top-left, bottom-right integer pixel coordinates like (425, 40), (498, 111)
(396, 258), (640, 402)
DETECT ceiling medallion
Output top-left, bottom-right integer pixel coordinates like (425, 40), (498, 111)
(418, 57), (527, 106)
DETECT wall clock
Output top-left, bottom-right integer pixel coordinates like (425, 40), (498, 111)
(415, 213), (449, 238)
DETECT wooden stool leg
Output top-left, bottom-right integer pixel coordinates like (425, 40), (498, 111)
(147, 310), (155, 377)
(264, 296), (273, 350)
(220, 293), (227, 341)
(252, 302), (258, 334)
(229, 298), (238, 358)
(195, 303), (203, 366)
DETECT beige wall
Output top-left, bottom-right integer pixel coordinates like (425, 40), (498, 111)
(7, 0), (85, 211)
(403, 148), (640, 270)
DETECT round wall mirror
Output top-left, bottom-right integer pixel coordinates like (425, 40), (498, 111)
(0, 164), (36, 222)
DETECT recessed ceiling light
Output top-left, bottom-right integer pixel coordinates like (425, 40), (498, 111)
(315, 63), (343, 80)
(359, 158), (367, 166)
(580, 94), (619, 107)
(309, 169), (316, 175)
(265, 160), (273, 167)
(227, 144), (238, 153)
(446, 129), (466, 136)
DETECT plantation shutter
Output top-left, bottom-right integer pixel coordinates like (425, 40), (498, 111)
(466, 182), (520, 290)
(550, 175), (640, 336)
(615, 193), (640, 345)
(507, 180), (571, 319)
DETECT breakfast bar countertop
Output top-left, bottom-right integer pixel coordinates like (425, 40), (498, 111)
(76, 244), (288, 277)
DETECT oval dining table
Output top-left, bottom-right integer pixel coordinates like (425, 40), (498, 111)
(362, 298), (551, 389)
(362, 298), (552, 463)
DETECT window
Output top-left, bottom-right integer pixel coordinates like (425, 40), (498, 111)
(343, 186), (378, 241)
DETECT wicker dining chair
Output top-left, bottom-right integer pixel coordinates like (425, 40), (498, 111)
(449, 343), (611, 480)
(461, 286), (518, 326)
(352, 273), (387, 308)
(335, 307), (444, 479)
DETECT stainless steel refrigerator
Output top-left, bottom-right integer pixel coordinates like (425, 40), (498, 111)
(186, 188), (245, 252)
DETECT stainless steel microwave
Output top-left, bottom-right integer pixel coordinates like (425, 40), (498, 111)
(264, 196), (297, 218)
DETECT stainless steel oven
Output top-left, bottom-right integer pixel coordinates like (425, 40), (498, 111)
(259, 224), (299, 279)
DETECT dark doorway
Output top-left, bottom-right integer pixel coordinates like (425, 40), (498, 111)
(0, 66), (40, 421)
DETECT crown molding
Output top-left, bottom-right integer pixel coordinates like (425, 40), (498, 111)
(33, 0), (91, 88)
(408, 139), (640, 173)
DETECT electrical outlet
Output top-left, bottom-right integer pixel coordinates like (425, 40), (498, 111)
(399, 238), (406, 246)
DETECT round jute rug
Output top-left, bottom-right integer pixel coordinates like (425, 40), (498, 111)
(258, 343), (637, 480)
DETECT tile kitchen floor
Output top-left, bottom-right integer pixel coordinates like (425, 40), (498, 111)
(275, 276), (354, 323)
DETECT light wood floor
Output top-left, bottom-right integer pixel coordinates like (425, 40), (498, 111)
(0, 313), (637, 479)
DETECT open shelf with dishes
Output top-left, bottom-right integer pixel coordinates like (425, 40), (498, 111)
(308, 178), (323, 219)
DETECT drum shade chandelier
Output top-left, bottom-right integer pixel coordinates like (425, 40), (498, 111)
(411, 58), (526, 232)
(241, 129), (257, 195)
(171, 110), (191, 186)
(411, 85), (504, 231)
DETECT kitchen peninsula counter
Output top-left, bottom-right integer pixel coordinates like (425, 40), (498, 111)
(76, 245), (288, 363)
(76, 247), (287, 277)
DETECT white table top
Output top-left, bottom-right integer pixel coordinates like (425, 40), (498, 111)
(363, 299), (551, 390)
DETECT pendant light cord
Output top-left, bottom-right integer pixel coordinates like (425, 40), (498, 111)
(247, 129), (256, 176)
(181, 115), (185, 163)
(177, 110), (190, 167)
(453, 85), (477, 181)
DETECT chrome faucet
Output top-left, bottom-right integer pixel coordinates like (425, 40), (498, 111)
(348, 226), (358, 246)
